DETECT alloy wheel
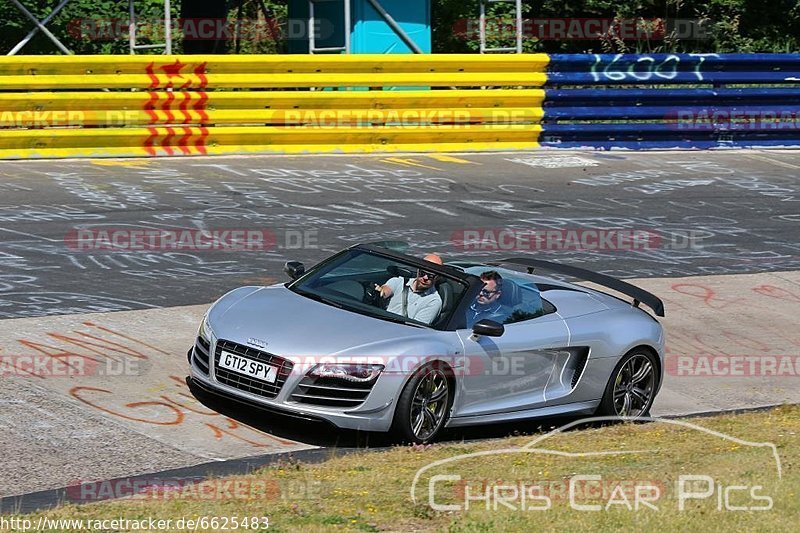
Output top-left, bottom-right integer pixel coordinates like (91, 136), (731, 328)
(409, 368), (449, 441)
(612, 353), (656, 417)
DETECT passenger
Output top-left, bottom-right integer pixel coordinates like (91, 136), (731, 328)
(376, 254), (443, 325)
(466, 270), (510, 328)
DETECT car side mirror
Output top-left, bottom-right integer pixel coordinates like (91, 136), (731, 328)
(472, 319), (505, 337)
(284, 261), (305, 280)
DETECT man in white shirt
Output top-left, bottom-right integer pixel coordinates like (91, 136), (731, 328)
(377, 254), (443, 325)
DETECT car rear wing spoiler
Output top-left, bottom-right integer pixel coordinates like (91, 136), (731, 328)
(489, 257), (665, 317)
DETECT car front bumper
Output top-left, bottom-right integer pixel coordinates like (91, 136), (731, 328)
(188, 343), (400, 432)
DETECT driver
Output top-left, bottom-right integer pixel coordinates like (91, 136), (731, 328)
(376, 254), (443, 325)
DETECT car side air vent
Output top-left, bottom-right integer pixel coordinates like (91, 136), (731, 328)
(571, 348), (590, 389)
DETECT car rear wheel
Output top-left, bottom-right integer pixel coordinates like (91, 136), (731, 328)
(597, 349), (658, 418)
(391, 364), (451, 444)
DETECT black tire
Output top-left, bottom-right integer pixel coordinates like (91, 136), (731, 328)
(391, 363), (452, 444)
(596, 349), (659, 419)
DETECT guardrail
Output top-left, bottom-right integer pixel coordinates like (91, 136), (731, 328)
(543, 53), (800, 149)
(0, 53), (798, 159)
(0, 55), (547, 159)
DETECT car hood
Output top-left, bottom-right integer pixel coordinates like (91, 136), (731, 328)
(207, 285), (445, 358)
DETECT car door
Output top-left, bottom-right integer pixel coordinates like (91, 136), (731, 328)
(451, 313), (570, 418)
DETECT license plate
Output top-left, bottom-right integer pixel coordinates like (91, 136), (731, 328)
(218, 350), (277, 384)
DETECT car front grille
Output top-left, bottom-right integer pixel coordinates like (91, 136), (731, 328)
(291, 376), (375, 408)
(213, 339), (293, 399)
(193, 336), (210, 375)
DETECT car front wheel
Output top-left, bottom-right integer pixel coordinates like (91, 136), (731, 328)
(597, 349), (658, 418)
(391, 364), (451, 444)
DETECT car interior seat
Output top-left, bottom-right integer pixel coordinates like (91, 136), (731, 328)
(430, 278), (455, 329)
(498, 279), (523, 308)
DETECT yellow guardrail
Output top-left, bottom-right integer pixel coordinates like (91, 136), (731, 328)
(0, 89), (545, 110)
(0, 55), (547, 159)
(0, 125), (542, 159)
(0, 54), (550, 74)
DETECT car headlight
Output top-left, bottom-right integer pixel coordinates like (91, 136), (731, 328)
(307, 363), (384, 383)
(198, 314), (214, 342)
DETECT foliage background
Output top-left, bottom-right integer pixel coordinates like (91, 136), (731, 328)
(0, 0), (797, 54)
(0, 0), (176, 54)
(433, 0), (800, 54)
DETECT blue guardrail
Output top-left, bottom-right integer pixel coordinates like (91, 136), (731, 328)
(542, 53), (800, 149)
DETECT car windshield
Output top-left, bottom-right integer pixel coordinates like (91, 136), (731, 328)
(288, 248), (469, 330)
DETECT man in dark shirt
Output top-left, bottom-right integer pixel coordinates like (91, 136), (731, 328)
(466, 270), (510, 328)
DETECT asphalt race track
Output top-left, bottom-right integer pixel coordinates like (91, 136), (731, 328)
(1, 150), (799, 508)
(1, 151), (799, 314)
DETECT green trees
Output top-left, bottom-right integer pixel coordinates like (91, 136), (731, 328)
(0, 0), (173, 54)
(0, 0), (797, 54)
(433, 0), (800, 53)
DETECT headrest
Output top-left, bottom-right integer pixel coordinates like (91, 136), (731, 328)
(499, 279), (522, 307)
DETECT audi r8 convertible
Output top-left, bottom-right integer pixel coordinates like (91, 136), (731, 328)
(188, 243), (665, 443)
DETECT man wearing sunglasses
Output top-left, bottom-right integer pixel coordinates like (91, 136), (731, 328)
(376, 254), (443, 325)
(466, 270), (509, 328)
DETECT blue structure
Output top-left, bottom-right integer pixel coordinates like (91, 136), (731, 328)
(541, 54), (800, 150)
(287, 0), (431, 54)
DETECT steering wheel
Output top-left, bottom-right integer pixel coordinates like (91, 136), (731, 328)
(364, 283), (388, 308)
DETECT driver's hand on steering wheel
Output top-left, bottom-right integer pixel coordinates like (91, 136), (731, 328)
(376, 283), (395, 299)
(366, 283), (386, 306)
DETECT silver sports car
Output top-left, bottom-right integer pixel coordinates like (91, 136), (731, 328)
(188, 243), (665, 443)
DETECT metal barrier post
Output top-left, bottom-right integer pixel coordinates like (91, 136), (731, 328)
(480, 0), (522, 54)
(365, 0), (423, 54)
(128, 0), (172, 54)
(7, 0), (73, 55)
(309, 0), (351, 53)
